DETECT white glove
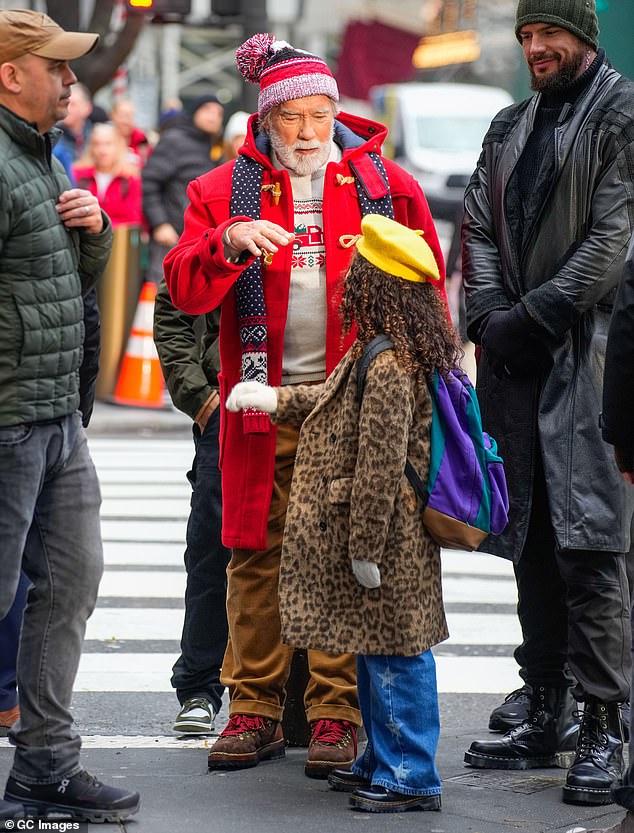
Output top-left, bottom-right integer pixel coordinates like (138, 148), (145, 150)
(351, 559), (381, 589)
(226, 381), (278, 413)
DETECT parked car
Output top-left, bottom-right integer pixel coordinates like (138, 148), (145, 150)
(370, 82), (514, 221)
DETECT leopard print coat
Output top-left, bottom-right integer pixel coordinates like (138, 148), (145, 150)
(275, 347), (449, 657)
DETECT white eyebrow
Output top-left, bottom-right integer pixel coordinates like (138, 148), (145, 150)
(279, 108), (330, 116)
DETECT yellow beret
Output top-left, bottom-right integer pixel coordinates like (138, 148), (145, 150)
(356, 214), (440, 284)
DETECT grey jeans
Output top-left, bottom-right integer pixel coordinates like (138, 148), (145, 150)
(0, 413), (103, 784)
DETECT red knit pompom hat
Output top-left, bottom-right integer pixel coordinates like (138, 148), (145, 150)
(236, 33), (339, 118)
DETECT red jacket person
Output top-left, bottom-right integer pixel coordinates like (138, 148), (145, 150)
(165, 33), (446, 778)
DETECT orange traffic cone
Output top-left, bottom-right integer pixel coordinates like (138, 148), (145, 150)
(113, 282), (165, 408)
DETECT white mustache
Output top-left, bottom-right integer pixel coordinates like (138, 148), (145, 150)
(291, 141), (321, 151)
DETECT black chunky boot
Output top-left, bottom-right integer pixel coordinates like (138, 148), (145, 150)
(563, 700), (624, 806)
(464, 684), (579, 770)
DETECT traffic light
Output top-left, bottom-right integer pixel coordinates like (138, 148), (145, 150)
(127, 0), (191, 18)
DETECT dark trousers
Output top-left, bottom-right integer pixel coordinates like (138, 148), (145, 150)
(611, 549), (634, 810)
(0, 573), (29, 712)
(514, 458), (630, 703)
(170, 408), (230, 714)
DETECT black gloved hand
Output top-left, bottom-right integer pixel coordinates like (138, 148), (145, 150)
(480, 305), (543, 379)
(503, 334), (553, 379)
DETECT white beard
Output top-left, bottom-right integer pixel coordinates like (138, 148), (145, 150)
(269, 128), (332, 176)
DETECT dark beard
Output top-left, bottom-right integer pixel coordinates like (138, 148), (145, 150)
(530, 49), (586, 92)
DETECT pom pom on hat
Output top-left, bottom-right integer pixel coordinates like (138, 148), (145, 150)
(356, 215), (440, 284)
(235, 32), (339, 117)
(236, 33), (276, 82)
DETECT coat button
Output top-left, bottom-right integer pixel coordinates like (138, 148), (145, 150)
(319, 521), (327, 532)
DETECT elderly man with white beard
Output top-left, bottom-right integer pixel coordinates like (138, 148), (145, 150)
(165, 33), (447, 778)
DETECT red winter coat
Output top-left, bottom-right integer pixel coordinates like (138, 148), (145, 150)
(73, 165), (143, 229)
(165, 111), (446, 551)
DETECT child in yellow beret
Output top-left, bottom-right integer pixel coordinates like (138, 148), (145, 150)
(227, 213), (459, 813)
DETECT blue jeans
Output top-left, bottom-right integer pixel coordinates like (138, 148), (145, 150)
(170, 409), (230, 714)
(353, 652), (442, 797)
(0, 413), (103, 784)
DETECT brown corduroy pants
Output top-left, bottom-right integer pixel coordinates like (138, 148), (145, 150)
(221, 422), (360, 725)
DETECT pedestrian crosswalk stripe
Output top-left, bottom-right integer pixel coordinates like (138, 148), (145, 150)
(101, 519), (187, 543)
(98, 571), (186, 598)
(101, 498), (191, 519)
(95, 570), (518, 605)
(84, 608), (521, 645)
(441, 550), (513, 577)
(0, 736), (218, 749)
(103, 542), (183, 567)
(69, 653), (522, 694)
(101, 484), (189, 499)
(97, 469), (185, 484)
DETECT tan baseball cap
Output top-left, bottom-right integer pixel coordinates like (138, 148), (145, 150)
(0, 10), (98, 65)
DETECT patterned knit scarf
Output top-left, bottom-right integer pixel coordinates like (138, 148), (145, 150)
(230, 147), (393, 434)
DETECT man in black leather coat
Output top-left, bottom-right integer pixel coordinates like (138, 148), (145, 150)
(462, 0), (634, 807)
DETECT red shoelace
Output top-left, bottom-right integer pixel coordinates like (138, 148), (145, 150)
(221, 714), (266, 736)
(310, 719), (356, 754)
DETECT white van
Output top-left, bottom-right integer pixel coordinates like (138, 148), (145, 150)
(370, 82), (514, 220)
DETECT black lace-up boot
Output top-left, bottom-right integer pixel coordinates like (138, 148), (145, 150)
(465, 684), (579, 770)
(563, 700), (624, 806)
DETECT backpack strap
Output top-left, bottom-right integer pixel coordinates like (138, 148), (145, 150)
(356, 334), (394, 404)
(356, 334), (431, 507)
(404, 460), (429, 507)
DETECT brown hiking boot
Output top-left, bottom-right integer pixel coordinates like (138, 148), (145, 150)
(305, 719), (357, 779)
(0, 706), (19, 737)
(207, 714), (285, 770)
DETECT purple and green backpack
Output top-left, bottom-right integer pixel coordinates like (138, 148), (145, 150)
(356, 335), (509, 550)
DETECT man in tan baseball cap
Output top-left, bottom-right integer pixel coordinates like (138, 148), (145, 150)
(0, 9), (98, 64)
(0, 8), (141, 827)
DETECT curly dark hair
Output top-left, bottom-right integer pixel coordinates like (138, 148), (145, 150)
(339, 252), (462, 378)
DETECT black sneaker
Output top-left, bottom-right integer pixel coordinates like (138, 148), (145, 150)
(5, 770), (140, 823)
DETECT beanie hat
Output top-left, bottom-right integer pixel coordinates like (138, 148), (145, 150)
(186, 92), (221, 117)
(356, 215), (440, 284)
(515, 0), (599, 49)
(236, 33), (339, 117)
(224, 110), (250, 144)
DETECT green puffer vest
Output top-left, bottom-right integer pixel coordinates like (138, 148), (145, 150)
(0, 105), (111, 426)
